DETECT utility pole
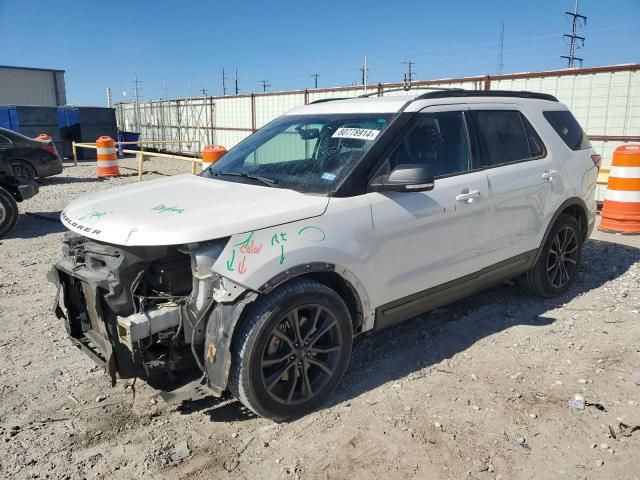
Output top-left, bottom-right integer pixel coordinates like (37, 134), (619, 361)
(497, 21), (505, 74)
(402, 60), (415, 89)
(258, 80), (271, 92)
(106, 87), (113, 108)
(163, 80), (168, 100)
(234, 68), (239, 95)
(221, 68), (227, 96)
(133, 74), (142, 132)
(360, 54), (369, 87)
(311, 73), (320, 89)
(561, 0), (586, 68)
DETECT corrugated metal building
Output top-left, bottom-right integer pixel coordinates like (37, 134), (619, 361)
(0, 65), (66, 106)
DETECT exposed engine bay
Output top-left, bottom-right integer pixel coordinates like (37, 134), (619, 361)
(50, 231), (247, 391)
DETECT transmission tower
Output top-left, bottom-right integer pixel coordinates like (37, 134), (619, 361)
(310, 73), (320, 89)
(561, 0), (587, 68)
(402, 60), (415, 88)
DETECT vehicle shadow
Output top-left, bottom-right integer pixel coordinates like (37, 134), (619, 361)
(327, 237), (638, 408)
(172, 238), (638, 422)
(5, 211), (66, 240)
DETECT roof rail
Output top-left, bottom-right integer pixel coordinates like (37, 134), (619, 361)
(414, 89), (559, 102)
(308, 97), (352, 104)
(358, 86), (463, 98)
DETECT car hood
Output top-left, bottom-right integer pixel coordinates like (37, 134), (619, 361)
(61, 174), (329, 246)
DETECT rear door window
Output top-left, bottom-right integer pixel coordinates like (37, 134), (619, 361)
(471, 110), (545, 167)
(543, 110), (592, 150)
(387, 111), (472, 178)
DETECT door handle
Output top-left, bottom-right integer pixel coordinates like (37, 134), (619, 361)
(541, 170), (558, 181)
(455, 190), (481, 203)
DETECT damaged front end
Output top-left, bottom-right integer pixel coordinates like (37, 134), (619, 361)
(50, 232), (247, 392)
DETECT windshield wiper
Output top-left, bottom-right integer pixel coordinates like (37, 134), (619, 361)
(214, 171), (278, 186)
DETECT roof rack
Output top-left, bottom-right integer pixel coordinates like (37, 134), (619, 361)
(358, 86), (462, 98)
(414, 89), (559, 102)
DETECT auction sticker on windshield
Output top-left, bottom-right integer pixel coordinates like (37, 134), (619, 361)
(332, 127), (380, 140)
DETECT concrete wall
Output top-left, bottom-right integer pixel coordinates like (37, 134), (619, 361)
(0, 66), (66, 106)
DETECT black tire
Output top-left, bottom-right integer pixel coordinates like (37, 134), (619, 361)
(10, 160), (36, 180)
(229, 278), (353, 421)
(0, 187), (18, 238)
(519, 214), (583, 298)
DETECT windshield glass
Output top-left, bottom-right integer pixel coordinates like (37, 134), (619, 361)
(206, 113), (392, 194)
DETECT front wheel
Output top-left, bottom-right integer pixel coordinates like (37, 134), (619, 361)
(229, 278), (353, 421)
(0, 187), (18, 237)
(519, 214), (583, 298)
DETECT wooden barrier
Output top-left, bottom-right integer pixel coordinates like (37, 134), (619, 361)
(72, 140), (201, 181)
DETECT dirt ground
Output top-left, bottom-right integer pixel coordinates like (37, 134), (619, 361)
(1, 158), (639, 480)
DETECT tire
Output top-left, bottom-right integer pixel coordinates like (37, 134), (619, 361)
(0, 187), (18, 238)
(519, 214), (583, 298)
(229, 278), (353, 421)
(10, 160), (36, 180)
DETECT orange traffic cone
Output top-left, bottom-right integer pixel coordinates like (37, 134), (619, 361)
(599, 144), (640, 234)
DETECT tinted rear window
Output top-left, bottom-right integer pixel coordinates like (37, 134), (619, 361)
(472, 110), (545, 166)
(543, 110), (591, 150)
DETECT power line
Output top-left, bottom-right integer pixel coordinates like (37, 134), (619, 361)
(310, 73), (320, 89)
(562, 0), (587, 68)
(259, 80), (271, 92)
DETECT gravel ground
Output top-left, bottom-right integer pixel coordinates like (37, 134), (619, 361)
(1, 158), (639, 480)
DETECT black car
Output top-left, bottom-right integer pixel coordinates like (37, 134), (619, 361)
(0, 127), (63, 180)
(0, 155), (39, 237)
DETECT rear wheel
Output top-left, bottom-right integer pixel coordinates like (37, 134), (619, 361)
(519, 214), (582, 298)
(229, 278), (353, 421)
(0, 187), (18, 237)
(10, 160), (36, 180)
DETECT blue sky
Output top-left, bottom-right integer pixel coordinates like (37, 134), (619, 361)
(1, 0), (639, 105)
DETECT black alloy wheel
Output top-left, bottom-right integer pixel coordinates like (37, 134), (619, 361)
(260, 304), (343, 405)
(546, 225), (580, 289)
(229, 278), (353, 421)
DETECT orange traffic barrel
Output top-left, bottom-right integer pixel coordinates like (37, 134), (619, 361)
(600, 144), (640, 234)
(201, 145), (227, 170)
(96, 136), (120, 177)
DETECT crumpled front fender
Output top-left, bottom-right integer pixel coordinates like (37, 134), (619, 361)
(203, 291), (257, 395)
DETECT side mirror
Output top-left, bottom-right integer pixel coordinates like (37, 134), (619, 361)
(369, 164), (435, 193)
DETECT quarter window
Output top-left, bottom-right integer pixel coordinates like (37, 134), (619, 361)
(388, 111), (471, 177)
(472, 110), (545, 166)
(543, 110), (592, 150)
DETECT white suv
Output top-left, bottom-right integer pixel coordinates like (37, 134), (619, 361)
(52, 90), (598, 420)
